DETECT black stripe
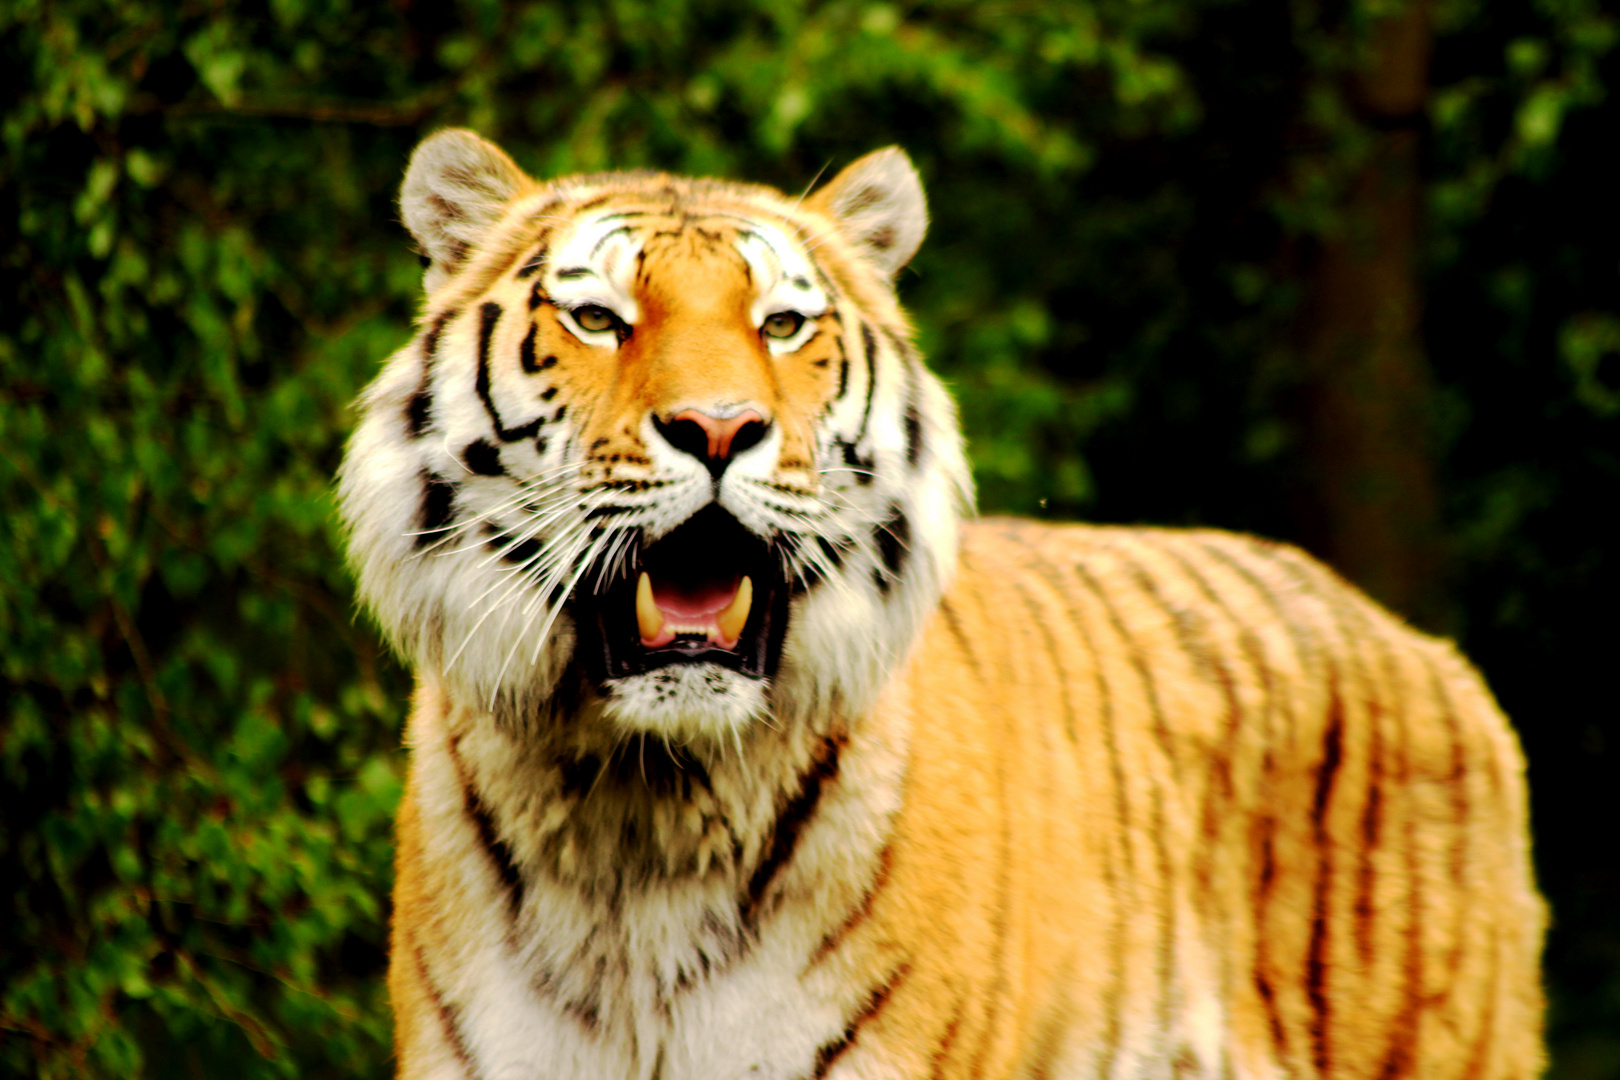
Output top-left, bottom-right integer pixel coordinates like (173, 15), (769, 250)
(590, 224), (632, 259)
(519, 325), (542, 373)
(414, 939), (481, 1078)
(1150, 539), (1264, 848)
(808, 845), (893, 967)
(1306, 677), (1345, 1077)
(902, 362), (924, 468)
(515, 244), (547, 278)
(935, 596), (988, 684)
(872, 504), (911, 594)
(1194, 537), (1318, 1065)
(856, 321), (878, 444)
(1149, 536), (1273, 1041)
(486, 529), (541, 567)
(808, 963), (912, 1079)
(1008, 576), (1078, 744)
(1376, 803), (1422, 1080)
(1113, 532), (1254, 1054)
(403, 310), (456, 438)
(462, 438), (504, 476)
(414, 472), (456, 547)
(475, 301), (545, 442)
(531, 961), (603, 1033)
(1420, 649), (1474, 996)
(742, 735), (844, 927)
(404, 388), (433, 438)
(1354, 621), (1400, 967)
(927, 996), (967, 1080)
(1072, 557), (1178, 780)
(448, 737), (525, 921)
(1456, 923), (1500, 1080)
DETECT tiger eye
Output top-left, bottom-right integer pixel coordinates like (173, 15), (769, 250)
(574, 305), (617, 333)
(762, 311), (805, 340)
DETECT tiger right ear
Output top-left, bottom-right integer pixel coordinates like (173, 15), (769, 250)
(805, 147), (929, 279)
(400, 129), (530, 292)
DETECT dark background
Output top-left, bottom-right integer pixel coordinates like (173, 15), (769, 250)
(2, 0), (1616, 1075)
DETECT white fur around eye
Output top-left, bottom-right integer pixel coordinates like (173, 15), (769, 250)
(762, 310), (817, 355)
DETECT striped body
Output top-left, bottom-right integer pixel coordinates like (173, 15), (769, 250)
(338, 132), (1544, 1079)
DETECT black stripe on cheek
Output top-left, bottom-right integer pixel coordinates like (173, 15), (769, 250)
(403, 311), (455, 438)
(904, 400), (923, 468)
(839, 439), (874, 485)
(404, 389), (433, 438)
(872, 504), (911, 594)
(463, 439), (504, 476)
(486, 530), (542, 567)
(902, 360), (924, 468)
(519, 323), (559, 376)
(520, 325), (539, 373)
(476, 301), (544, 442)
(415, 472), (457, 547)
(857, 321), (878, 442)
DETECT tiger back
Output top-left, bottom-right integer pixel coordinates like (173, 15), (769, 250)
(337, 129), (1544, 1080)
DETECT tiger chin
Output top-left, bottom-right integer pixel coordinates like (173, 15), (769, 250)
(337, 129), (1545, 1080)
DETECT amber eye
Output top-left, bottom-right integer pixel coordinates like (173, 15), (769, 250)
(572, 305), (619, 334)
(762, 311), (806, 341)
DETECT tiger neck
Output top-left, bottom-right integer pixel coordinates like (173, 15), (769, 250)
(433, 671), (860, 904)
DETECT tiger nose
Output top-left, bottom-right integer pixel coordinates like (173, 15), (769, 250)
(652, 408), (771, 478)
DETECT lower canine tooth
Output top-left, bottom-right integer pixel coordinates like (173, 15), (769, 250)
(716, 576), (753, 642)
(636, 572), (664, 641)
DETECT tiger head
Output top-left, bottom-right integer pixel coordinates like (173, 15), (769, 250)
(339, 130), (971, 743)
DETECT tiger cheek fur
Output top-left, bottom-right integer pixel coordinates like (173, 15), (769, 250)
(337, 129), (1545, 1080)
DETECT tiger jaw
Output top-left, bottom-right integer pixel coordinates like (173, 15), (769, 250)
(569, 503), (791, 689)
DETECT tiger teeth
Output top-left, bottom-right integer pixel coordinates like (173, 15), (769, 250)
(717, 576), (753, 643)
(636, 572), (664, 641)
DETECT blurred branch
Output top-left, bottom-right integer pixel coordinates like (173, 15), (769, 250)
(126, 91), (450, 127)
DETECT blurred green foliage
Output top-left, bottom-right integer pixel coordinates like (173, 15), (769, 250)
(2, 0), (1616, 1076)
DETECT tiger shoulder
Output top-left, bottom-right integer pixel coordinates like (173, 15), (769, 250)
(337, 128), (1545, 1080)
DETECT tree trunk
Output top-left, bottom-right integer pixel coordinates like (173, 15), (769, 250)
(1293, 3), (1445, 630)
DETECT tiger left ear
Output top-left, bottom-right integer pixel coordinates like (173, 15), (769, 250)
(805, 147), (928, 278)
(400, 128), (531, 293)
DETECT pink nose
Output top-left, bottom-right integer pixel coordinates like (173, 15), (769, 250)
(667, 409), (769, 466)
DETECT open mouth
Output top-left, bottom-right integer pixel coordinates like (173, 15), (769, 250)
(571, 504), (789, 683)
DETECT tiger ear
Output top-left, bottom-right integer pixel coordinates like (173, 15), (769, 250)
(805, 147), (928, 279)
(401, 129), (530, 292)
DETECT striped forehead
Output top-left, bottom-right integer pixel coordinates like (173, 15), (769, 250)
(539, 206), (829, 323)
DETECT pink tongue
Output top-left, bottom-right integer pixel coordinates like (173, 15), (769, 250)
(651, 576), (739, 619)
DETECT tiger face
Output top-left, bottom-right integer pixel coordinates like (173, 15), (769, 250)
(339, 130), (970, 743)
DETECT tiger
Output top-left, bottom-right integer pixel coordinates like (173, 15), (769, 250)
(336, 128), (1545, 1080)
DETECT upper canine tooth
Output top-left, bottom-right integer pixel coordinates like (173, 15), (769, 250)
(636, 572), (664, 641)
(716, 576), (753, 643)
